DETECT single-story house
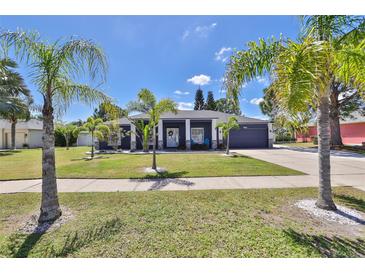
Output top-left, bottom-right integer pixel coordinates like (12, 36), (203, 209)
(0, 119), (43, 149)
(296, 113), (365, 145)
(100, 110), (273, 150)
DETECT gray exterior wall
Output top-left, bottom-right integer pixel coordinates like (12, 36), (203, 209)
(163, 120), (186, 149)
(190, 120), (212, 148)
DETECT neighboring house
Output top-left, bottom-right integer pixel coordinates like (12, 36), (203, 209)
(296, 113), (365, 145)
(76, 132), (93, 146)
(0, 119), (43, 149)
(100, 110), (273, 150)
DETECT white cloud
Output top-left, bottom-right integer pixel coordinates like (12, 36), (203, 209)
(215, 47), (232, 62)
(181, 30), (190, 40)
(187, 74), (211, 86)
(177, 102), (194, 110)
(219, 89), (227, 94)
(174, 90), (190, 95)
(182, 22), (217, 40)
(256, 76), (269, 86)
(250, 98), (264, 105)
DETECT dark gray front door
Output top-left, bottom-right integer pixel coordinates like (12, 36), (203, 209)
(229, 124), (268, 148)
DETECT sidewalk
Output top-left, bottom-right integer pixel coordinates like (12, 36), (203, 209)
(1, 174), (364, 193)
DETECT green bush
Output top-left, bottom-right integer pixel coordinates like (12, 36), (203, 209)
(191, 143), (209, 150)
(55, 127), (78, 147)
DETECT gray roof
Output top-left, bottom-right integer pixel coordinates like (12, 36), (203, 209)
(118, 110), (268, 124)
(0, 119), (43, 130)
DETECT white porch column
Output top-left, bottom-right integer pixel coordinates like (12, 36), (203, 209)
(130, 123), (136, 151)
(185, 119), (191, 150)
(211, 119), (217, 149)
(268, 123), (274, 148)
(158, 120), (163, 150)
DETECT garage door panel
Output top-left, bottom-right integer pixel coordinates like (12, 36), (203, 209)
(229, 124), (268, 148)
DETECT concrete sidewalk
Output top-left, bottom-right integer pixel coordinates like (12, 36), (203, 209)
(1, 174), (364, 193)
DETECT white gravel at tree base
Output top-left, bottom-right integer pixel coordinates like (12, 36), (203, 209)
(295, 199), (364, 226)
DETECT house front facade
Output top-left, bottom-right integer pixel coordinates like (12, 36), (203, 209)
(100, 110), (273, 150)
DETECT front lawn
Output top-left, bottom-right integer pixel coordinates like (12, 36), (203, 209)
(0, 147), (303, 180)
(0, 187), (363, 257)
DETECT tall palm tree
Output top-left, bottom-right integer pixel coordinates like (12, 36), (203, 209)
(1, 31), (110, 223)
(74, 117), (110, 158)
(127, 89), (177, 170)
(225, 17), (365, 211)
(216, 116), (239, 155)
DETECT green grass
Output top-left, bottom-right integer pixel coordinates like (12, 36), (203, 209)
(0, 147), (303, 180)
(0, 187), (364, 257)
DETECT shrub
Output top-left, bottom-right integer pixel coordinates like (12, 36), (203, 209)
(22, 143), (29, 148)
(312, 136), (318, 145)
(191, 143), (209, 150)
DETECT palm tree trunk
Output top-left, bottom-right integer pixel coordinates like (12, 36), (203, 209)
(329, 92), (343, 147)
(65, 135), (69, 150)
(316, 94), (337, 211)
(38, 94), (61, 223)
(91, 131), (94, 158)
(11, 120), (16, 150)
(226, 133), (230, 155)
(152, 126), (157, 169)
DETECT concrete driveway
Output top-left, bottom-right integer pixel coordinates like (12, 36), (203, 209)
(232, 147), (365, 191)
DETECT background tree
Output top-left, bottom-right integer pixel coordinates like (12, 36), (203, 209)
(194, 88), (205, 110)
(216, 116), (239, 155)
(55, 122), (77, 150)
(1, 30), (110, 223)
(93, 101), (125, 122)
(74, 117), (110, 158)
(205, 91), (216, 110)
(0, 58), (32, 149)
(225, 16), (365, 211)
(127, 88), (177, 169)
(215, 98), (242, 115)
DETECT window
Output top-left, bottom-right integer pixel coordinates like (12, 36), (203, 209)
(191, 128), (204, 144)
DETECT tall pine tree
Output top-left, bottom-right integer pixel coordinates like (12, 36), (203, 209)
(205, 91), (216, 110)
(194, 88), (205, 110)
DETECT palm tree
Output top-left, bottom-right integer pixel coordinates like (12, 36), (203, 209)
(216, 116), (239, 155)
(127, 89), (177, 170)
(1, 31), (110, 223)
(56, 122), (77, 150)
(74, 117), (110, 159)
(225, 16), (365, 211)
(0, 59), (32, 149)
(1, 60), (40, 156)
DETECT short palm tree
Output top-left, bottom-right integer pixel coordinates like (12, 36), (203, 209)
(56, 122), (77, 150)
(1, 31), (110, 223)
(127, 89), (177, 170)
(216, 116), (239, 155)
(225, 16), (365, 210)
(74, 117), (110, 159)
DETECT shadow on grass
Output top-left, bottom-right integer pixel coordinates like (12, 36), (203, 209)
(0, 150), (22, 157)
(45, 217), (123, 257)
(7, 217), (123, 258)
(335, 194), (365, 213)
(284, 228), (365, 257)
(7, 219), (55, 258)
(70, 156), (110, 162)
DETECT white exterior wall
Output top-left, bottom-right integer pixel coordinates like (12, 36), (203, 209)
(28, 130), (43, 148)
(77, 133), (93, 146)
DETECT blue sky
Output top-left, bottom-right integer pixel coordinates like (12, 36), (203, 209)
(0, 16), (301, 121)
